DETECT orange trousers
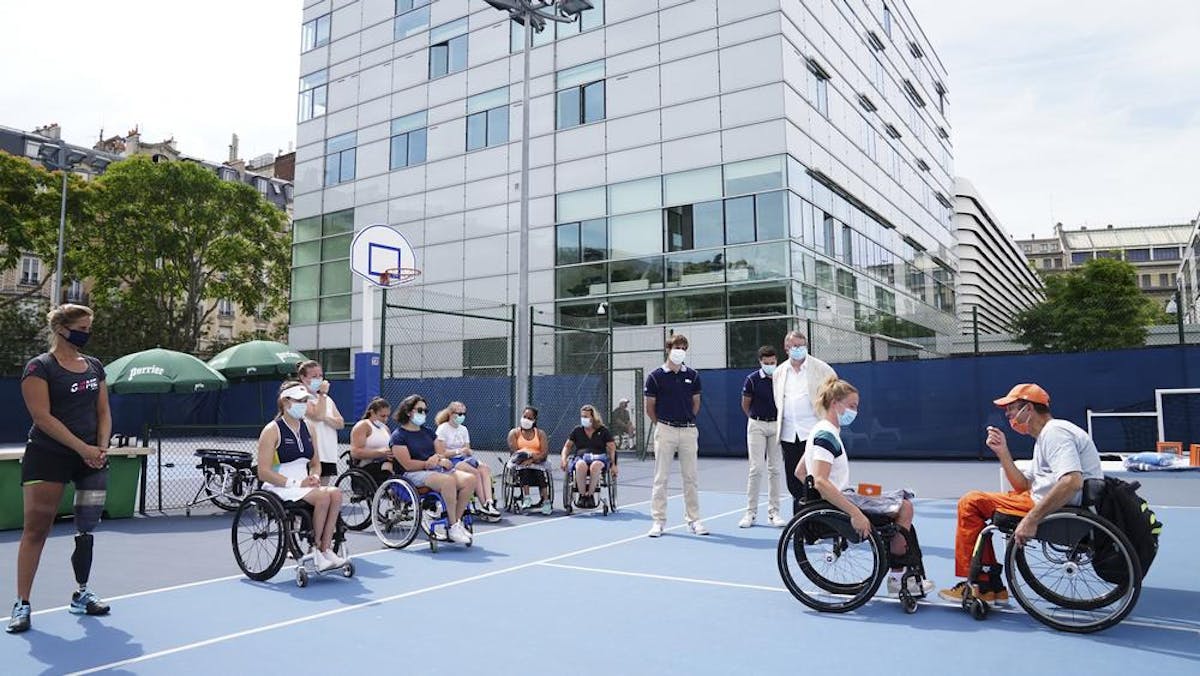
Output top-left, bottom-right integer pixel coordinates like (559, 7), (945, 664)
(954, 490), (1034, 578)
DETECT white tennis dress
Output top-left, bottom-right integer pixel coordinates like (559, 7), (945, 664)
(262, 418), (316, 502)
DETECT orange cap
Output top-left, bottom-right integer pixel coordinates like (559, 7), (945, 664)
(994, 383), (1050, 407)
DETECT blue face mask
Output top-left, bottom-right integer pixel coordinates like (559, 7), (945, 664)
(412, 412), (427, 426)
(454, 414), (466, 425)
(761, 363), (776, 376)
(307, 377), (323, 392)
(788, 346), (808, 361)
(838, 408), (858, 426)
(287, 402), (307, 419)
(64, 328), (90, 349)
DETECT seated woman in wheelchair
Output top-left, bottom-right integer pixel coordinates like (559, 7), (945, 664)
(560, 404), (618, 509)
(391, 395), (475, 545)
(257, 381), (347, 571)
(938, 383), (1103, 604)
(506, 406), (553, 514)
(349, 397), (394, 481)
(435, 401), (501, 519)
(800, 376), (933, 597)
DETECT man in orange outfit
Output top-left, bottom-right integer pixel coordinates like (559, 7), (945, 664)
(939, 383), (1103, 603)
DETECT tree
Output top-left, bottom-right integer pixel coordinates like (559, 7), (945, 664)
(0, 301), (44, 375)
(80, 156), (291, 355)
(1011, 258), (1164, 352)
(0, 151), (93, 308)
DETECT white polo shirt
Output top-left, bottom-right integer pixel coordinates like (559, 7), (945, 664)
(780, 360), (819, 443)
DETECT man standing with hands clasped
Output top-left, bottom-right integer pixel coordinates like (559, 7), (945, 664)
(645, 334), (707, 538)
(773, 330), (836, 515)
(739, 346), (786, 528)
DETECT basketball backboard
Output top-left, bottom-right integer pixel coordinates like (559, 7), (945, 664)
(350, 225), (418, 287)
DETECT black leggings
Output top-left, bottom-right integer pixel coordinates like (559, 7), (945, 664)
(781, 437), (807, 516)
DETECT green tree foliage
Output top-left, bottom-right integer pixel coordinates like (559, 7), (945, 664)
(1012, 258), (1165, 352)
(0, 302), (44, 375)
(81, 156), (291, 354)
(0, 151), (92, 308)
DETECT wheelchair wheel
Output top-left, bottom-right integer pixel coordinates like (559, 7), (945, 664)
(607, 471), (617, 511)
(777, 507), (885, 613)
(285, 504), (314, 561)
(563, 472), (574, 514)
(372, 478), (421, 549)
(231, 493), (287, 582)
(1005, 510), (1141, 633)
(204, 463), (253, 512)
(335, 469), (377, 531)
(501, 466), (518, 513)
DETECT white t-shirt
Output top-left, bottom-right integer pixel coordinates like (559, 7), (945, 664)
(780, 361), (819, 443)
(313, 396), (341, 463)
(1025, 419), (1104, 504)
(804, 419), (850, 491)
(436, 422), (471, 455)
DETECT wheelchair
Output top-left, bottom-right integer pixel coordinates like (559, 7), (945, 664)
(499, 456), (554, 515)
(340, 458), (499, 532)
(231, 489), (354, 587)
(959, 479), (1141, 633)
(562, 456), (617, 516)
(777, 477), (927, 614)
(187, 449), (259, 516)
(370, 475), (475, 553)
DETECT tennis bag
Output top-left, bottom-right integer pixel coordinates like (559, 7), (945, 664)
(1092, 477), (1162, 584)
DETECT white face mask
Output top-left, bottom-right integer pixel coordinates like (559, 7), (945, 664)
(519, 417), (535, 430)
(286, 402), (307, 419)
(668, 348), (686, 365)
(580, 417), (592, 428)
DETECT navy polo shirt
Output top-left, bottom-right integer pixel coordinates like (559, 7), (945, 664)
(742, 370), (777, 421)
(644, 365), (702, 424)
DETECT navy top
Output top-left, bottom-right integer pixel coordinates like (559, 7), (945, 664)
(274, 418), (314, 465)
(390, 425), (437, 466)
(23, 353), (106, 452)
(568, 425), (613, 455)
(644, 365), (702, 424)
(742, 370), (778, 420)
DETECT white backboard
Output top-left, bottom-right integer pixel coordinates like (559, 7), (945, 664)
(350, 225), (417, 286)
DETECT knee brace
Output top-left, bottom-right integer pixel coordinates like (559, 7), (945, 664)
(72, 533), (94, 586)
(74, 471), (107, 534)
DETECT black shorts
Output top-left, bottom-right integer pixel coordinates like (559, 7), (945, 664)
(320, 462), (338, 478)
(21, 439), (107, 486)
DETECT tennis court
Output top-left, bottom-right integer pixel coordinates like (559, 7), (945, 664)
(1, 457), (1197, 675)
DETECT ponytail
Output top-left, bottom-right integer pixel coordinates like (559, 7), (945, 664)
(361, 397), (390, 420)
(816, 376), (858, 414)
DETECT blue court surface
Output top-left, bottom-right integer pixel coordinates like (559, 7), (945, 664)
(1, 458), (1197, 675)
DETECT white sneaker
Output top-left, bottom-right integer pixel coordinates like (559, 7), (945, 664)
(647, 522), (665, 538)
(325, 549), (348, 567)
(448, 522), (473, 545)
(312, 549), (337, 571)
(767, 513), (787, 528)
(887, 575), (934, 597)
(738, 513), (755, 528)
(688, 521), (710, 536)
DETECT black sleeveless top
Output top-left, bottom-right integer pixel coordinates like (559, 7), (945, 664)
(274, 418), (314, 465)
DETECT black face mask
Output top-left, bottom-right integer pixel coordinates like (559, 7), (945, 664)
(63, 329), (90, 349)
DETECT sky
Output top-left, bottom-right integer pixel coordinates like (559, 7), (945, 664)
(1, 1), (1196, 241)
(908, 0), (1200, 239)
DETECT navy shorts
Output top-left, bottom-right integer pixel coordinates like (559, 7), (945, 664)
(21, 439), (107, 486)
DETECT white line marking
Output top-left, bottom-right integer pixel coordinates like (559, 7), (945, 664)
(540, 562), (786, 593)
(68, 500), (752, 675)
(32, 493), (660, 617)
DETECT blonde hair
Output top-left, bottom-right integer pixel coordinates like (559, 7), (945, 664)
(46, 304), (94, 351)
(581, 404), (605, 428)
(816, 376), (858, 414)
(435, 401), (466, 425)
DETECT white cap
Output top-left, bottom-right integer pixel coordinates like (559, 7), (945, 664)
(280, 385), (314, 402)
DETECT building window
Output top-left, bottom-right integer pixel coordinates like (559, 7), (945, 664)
(908, 41), (924, 59)
(883, 3), (893, 37)
(466, 87), (510, 151)
(934, 81), (947, 115)
(218, 298), (235, 318)
(807, 59), (830, 117)
(727, 318), (791, 368)
(884, 123), (901, 139)
(1125, 248), (1150, 262)
(903, 79), (926, 108)
(463, 337), (508, 376)
(1152, 247), (1180, 261)
(429, 19), (468, 78)
(19, 256), (40, 286)
(389, 112), (428, 169)
(290, 209), (354, 324)
(1159, 273), (1170, 288)
(298, 70), (328, 122)
(666, 202), (723, 252)
(66, 279), (84, 302)
(324, 132), (356, 186)
(556, 60), (605, 129)
(302, 13), (331, 52)
(1054, 257), (1063, 268)
(1042, 258), (1052, 269)
(395, 1), (430, 39)
(314, 348), (351, 376)
(1141, 274), (1151, 288)
(556, 219), (607, 264)
(1071, 251), (1093, 265)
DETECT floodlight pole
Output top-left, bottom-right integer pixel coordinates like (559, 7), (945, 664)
(51, 142), (69, 307)
(515, 8), (533, 419)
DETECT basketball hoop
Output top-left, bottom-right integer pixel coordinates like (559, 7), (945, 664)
(378, 266), (421, 287)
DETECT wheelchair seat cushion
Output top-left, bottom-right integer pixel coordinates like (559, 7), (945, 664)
(992, 510), (1024, 531)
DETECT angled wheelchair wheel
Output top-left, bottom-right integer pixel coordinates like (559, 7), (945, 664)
(501, 466), (519, 513)
(607, 471), (617, 512)
(563, 472), (574, 515)
(335, 469), (377, 531)
(231, 493), (287, 581)
(285, 504), (314, 561)
(1005, 510), (1141, 633)
(777, 506), (885, 613)
(372, 478), (421, 550)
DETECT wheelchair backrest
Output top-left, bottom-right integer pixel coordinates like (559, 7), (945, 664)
(1081, 478), (1107, 508)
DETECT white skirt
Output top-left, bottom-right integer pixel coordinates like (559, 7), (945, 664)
(262, 458), (314, 502)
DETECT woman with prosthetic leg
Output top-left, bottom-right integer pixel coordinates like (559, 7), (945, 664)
(9, 305), (111, 634)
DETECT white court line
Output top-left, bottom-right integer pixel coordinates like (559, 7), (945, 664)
(32, 493), (660, 618)
(541, 562), (786, 593)
(68, 499), (755, 675)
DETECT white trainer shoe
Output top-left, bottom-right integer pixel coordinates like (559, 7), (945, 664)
(647, 521), (665, 538)
(688, 521), (710, 536)
(767, 513), (787, 528)
(738, 513), (755, 528)
(887, 575), (934, 597)
(448, 522), (473, 545)
(313, 549), (337, 571)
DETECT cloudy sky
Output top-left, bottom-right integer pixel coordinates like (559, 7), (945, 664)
(1, 1), (1196, 240)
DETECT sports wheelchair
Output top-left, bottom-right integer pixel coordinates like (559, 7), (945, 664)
(187, 449), (259, 516)
(959, 479), (1141, 633)
(562, 456), (617, 516)
(499, 455), (555, 515)
(777, 477), (927, 614)
(338, 459), (500, 532)
(370, 475), (476, 553)
(231, 489), (354, 588)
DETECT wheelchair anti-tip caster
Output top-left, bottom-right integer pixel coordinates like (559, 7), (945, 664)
(296, 567), (309, 588)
